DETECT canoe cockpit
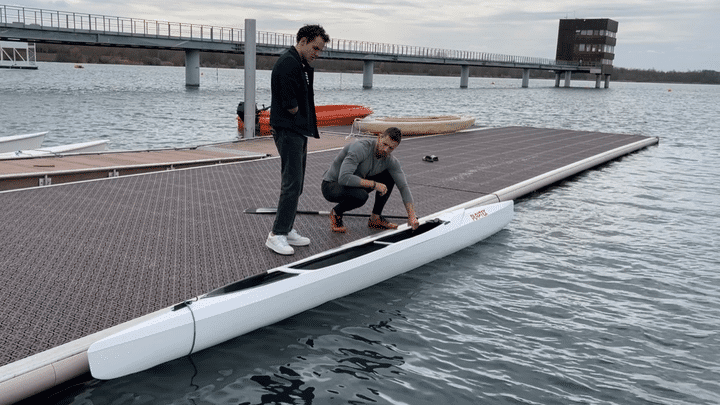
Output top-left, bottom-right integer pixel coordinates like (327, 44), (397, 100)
(201, 219), (447, 299)
(290, 219), (446, 270)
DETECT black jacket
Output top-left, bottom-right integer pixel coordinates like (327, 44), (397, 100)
(269, 46), (319, 138)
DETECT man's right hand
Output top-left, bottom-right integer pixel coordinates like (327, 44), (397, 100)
(373, 182), (388, 196)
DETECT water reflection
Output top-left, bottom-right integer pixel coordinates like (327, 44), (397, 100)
(249, 367), (316, 405)
(333, 347), (405, 380)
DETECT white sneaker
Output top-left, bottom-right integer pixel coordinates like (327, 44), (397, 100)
(286, 229), (311, 246)
(266, 233), (294, 255)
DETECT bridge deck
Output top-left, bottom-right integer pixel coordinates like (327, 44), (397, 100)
(0, 126), (658, 403)
(0, 4), (587, 72)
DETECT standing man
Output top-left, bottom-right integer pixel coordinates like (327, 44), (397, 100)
(321, 127), (420, 233)
(266, 24), (330, 255)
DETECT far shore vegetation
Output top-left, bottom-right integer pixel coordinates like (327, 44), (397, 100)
(36, 44), (719, 85)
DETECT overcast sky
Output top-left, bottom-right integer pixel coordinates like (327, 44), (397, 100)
(20, 0), (720, 71)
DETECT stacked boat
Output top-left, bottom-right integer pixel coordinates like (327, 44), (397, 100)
(0, 131), (47, 152)
(237, 104), (374, 135)
(0, 131), (109, 159)
(235, 103), (476, 137)
(355, 115), (476, 135)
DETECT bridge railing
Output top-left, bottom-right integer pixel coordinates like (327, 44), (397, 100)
(1, 4), (579, 67)
(1, 5), (246, 42)
(328, 38), (573, 66)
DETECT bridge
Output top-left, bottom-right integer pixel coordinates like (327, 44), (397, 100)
(1, 4), (607, 90)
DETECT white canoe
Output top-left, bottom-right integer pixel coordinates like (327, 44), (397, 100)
(0, 140), (109, 159)
(0, 131), (48, 153)
(88, 200), (514, 380)
(356, 115), (475, 135)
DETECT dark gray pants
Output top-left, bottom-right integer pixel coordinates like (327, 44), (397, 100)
(321, 169), (395, 216)
(272, 129), (307, 235)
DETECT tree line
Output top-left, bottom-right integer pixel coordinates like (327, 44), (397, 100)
(36, 44), (719, 85)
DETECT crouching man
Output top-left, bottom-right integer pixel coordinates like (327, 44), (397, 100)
(321, 127), (420, 233)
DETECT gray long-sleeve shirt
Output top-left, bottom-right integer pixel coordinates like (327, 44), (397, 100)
(323, 139), (414, 204)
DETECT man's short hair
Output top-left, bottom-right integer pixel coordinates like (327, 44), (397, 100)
(297, 25), (330, 44)
(383, 127), (402, 143)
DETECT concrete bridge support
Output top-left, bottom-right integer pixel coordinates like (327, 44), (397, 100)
(460, 65), (470, 88)
(564, 71), (572, 88)
(604, 75), (611, 88)
(363, 61), (374, 89)
(185, 50), (200, 87)
(555, 72), (561, 88)
(522, 68), (530, 88)
(595, 75), (602, 88)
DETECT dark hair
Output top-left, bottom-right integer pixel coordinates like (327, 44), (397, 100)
(297, 25), (330, 44)
(383, 127), (402, 143)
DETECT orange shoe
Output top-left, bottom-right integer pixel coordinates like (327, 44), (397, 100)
(330, 209), (347, 233)
(368, 215), (398, 230)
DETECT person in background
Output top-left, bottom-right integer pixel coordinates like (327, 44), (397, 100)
(265, 24), (330, 255)
(321, 127), (420, 233)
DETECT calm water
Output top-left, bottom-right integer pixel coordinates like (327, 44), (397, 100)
(3, 63), (720, 404)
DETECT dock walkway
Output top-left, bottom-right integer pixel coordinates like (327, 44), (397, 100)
(0, 127), (359, 191)
(0, 126), (658, 404)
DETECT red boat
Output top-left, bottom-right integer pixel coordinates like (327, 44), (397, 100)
(238, 104), (373, 136)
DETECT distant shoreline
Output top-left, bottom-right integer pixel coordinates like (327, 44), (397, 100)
(35, 44), (719, 86)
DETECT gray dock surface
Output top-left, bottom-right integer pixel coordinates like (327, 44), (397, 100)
(0, 126), (658, 403)
(0, 127), (361, 191)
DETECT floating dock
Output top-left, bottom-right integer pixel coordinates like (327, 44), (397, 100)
(0, 41), (38, 70)
(0, 128), (358, 191)
(0, 126), (658, 404)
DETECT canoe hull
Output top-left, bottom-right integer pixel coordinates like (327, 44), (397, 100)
(0, 140), (109, 159)
(88, 307), (195, 380)
(88, 200), (513, 379)
(357, 115), (475, 135)
(0, 131), (47, 153)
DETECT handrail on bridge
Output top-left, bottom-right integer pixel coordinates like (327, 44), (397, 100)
(1, 4), (582, 68)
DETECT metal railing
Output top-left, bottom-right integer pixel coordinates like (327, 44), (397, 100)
(1, 5), (245, 42)
(1, 4), (579, 67)
(0, 41), (37, 67)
